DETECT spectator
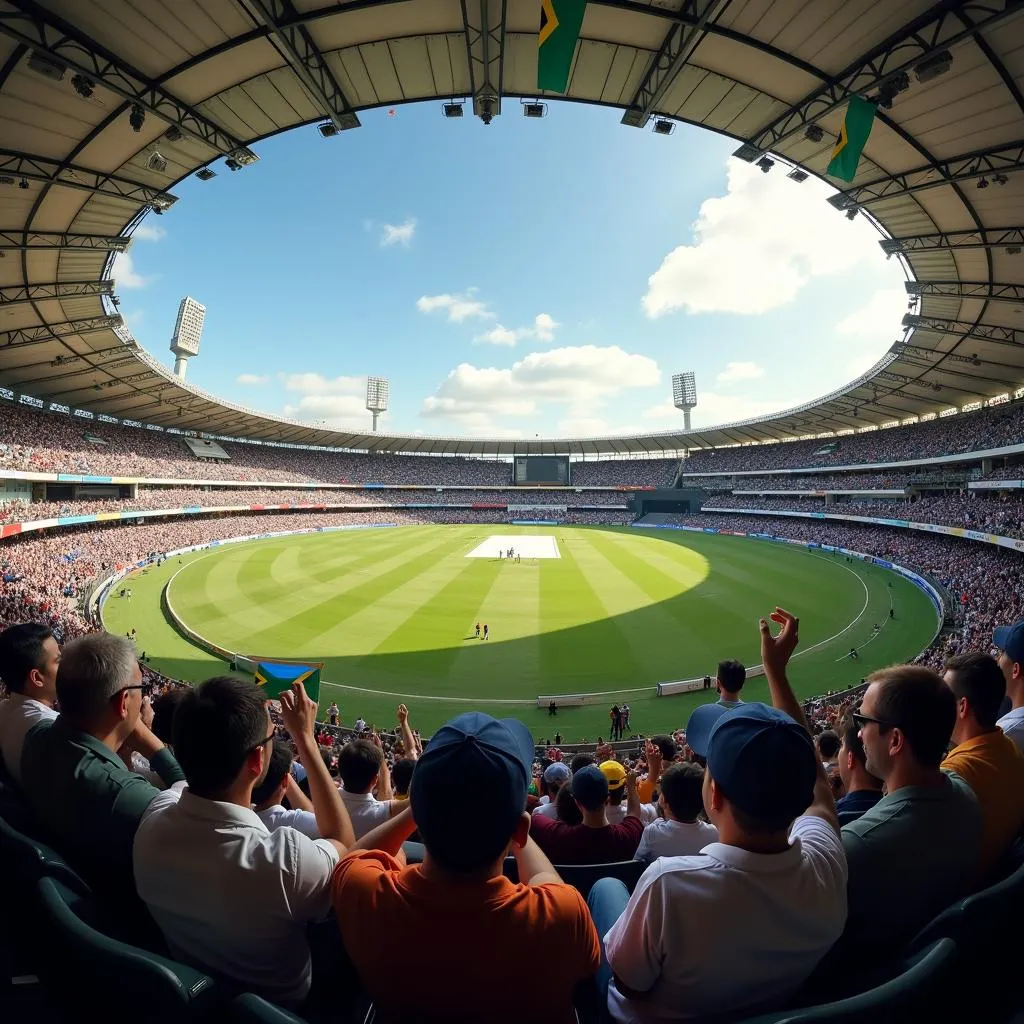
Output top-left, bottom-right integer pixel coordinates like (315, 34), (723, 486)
(337, 737), (404, 839)
(941, 652), (1024, 875)
(816, 730), (840, 768)
(390, 758), (415, 800)
(716, 659), (746, 708)
(331, 712), (600, 1022)
(20, 632), (184, 900)
(534, 760), (571, 821)
(0, 622), (60, 782)
(134, 679), (355, 1007)
(841, 665), (982, 961)
(834, 713), (883, 825)
(594, 609), (845, 1023)
(149, 685), (186, 750)
(995, 618), (1024, 751)
(252, 738), (321, 838)
(634, 762), (719, 863)
(636, 735), (676, 803)
(530, 764), (644, 864)
(602, 759), (657, 826)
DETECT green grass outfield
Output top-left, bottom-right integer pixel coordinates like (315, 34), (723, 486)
(102, 524), (938, 739)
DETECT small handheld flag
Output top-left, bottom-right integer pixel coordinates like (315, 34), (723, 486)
(255, 661), (322, 703)
(538, 0), (587, 94)
(826, 96), (877, 183)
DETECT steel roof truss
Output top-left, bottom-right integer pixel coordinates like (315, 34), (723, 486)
(0, 279), (114, 305)
(880, 227), (1024, 254)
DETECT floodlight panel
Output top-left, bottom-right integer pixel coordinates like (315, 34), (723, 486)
(672, 371), (697, 407)
(170, 296), (206, 356)
(366, 376), (390, 411)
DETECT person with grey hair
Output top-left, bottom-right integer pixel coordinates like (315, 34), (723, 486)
(21, 632), (185, 901)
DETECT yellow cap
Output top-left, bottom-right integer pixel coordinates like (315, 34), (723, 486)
(599, 759), (626, 791)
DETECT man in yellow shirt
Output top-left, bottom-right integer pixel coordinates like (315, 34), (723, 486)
(941, 652), (1024, 876)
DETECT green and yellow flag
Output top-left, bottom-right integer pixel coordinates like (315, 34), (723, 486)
(255, 661), (321, 703)
(826, 96), (877, 182)
(538, 0), (587, 94)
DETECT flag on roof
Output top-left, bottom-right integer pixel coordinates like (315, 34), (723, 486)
(826, 96), (877, 183)
(537, 0), (587, 94)
(255, 661), (321, 703)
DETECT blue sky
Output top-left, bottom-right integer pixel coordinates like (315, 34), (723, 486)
(114, 101), (908, 438)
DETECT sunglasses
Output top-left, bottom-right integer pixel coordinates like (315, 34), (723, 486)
(114, 683), (153, 699)
(852, 710), (895, 731)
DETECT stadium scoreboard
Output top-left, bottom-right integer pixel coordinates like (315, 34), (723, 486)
(514, 456), (570, 486)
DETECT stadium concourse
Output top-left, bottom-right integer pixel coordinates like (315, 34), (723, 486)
(3, 0), (1024, 1023)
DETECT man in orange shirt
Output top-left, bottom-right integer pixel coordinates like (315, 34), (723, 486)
(331, 712), (600, 1023)
(941, 652), (1024, 876)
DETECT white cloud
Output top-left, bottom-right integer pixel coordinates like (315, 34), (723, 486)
(558, 415), (612, 436)
(639, 391), (794, 431)
(835, 287), (907, 338)
(111, 252), (148, 289)
(474, 313), (560, 346)
(381, 218), (416, 247)
(132, 223), (166, 242)
(277, 373), (374, 428)
(237, 373), (269, 386)
(417, 289), (495, 322)
(421, 345), (660, 432)
(643, 160), (884, 318)
(716, 361), (765, 385)
(278, 372), (365, 396)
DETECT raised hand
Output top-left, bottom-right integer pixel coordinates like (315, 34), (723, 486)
(279, 681), (318, 741)
(759, 606), (800, 678)
(396, 703), (409, 724)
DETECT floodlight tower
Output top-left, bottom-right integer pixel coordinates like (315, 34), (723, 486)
(366, 376), (390, 431)
(169, 296), (206, 379)
(672, 372), (698, 430)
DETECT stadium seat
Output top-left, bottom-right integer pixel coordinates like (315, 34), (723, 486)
(738, 938), (956, 1023)
(0, 808), (90, 894)
(229, 993), (308, 1024)
(554, 860), (646, 899)
(34, 875), (219, 1024)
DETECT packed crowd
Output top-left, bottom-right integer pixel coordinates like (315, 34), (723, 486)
(2, 604), (1023, 1022)
(979, 463), (1024, 481)
(692, 471), (922, 491)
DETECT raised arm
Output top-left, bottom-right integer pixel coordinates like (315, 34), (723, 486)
(280, 682), (355, 854)
(397, 704), (418, 762)
(759, 608), (838, 832)
(624, 769), (642, 820)
(353, 804), (417, 857)
(515, 834), (563, 886)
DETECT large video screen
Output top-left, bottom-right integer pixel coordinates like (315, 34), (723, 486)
(514, 456), (570, 486)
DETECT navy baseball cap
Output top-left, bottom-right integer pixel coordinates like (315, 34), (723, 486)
(705, 703), (817, 827)
(686, 703), (733, 758)
(410, 712), (534, 868)
(571, 764), (609, 810)
(995, 619), (1024, 665)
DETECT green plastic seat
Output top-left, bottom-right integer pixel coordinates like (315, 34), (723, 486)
(0, 809), (91, 894)
(34, 875), (219, 1024)
(229, 993), (308, 1024)
(739, 938), (956, 1023)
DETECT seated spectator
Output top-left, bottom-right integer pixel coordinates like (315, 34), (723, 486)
(390, 757), (415, 800)
(252, 738), (321, 838)
(716, 659), (746, 708)
(834, 713), (883, 825)
(20, 633), (183, 899)
(941, 652), (1024, 875)
(134, 679), (355, 1007)
(995, 618), (1024, 751)
(338, 737), (403, 839)
(149, 686), (187, 750)
(331, 712), (600, 1023)
(534, 760), (571, 820)
(0, 622), (60, 782)
(593, 609), (845, 1023)
(816, 729), (840, 769)
(602, 759), (657, 826)
(555, 781), (584, 825)
(634, 762), (719, 863)
(636, 735), (676, 803)
(531, 764), (643, 863)
(842, 665), (982, 962)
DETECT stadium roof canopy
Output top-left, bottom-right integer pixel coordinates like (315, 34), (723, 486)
(1, 0), (1022, 456)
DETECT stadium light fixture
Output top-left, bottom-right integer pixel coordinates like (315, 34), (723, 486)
(787, 168), (809, 182)
(366, 377), (390, 431)
(756, 156), (774, 173)
(229, 148), (259, 167)
(317, 121), (339, 137)
(992, 173), (1008, 185)
(915, 50), (953, 84)
(147, 150), (168, 173)
(195, 167), (216, 181)
(672, 372), (698, 430)
(523, 102), (547, 118)
(653, 119), (675, 135)
(18, 178), (29, 190)
(977, 176), (989, 189)
(27, 51), (66, 82)
(224, 158), (241, 171)
(443, 102), (464, 118)
(129, 103), (145, 132)
(804, 125), (824, 143)
(164, 125), (183, 142)
(846, 207), (859, 220)
(874, 71), (910, 110)
(71, 74), (94, 98)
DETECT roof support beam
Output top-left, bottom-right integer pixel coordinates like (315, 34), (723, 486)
(461, 0), (506, 123)
(1, 316), (125, 349)
(828, 139), (1024, 209)
(0, 230), (130, 252)
(0, 279), (115, 306)
(903, 313), (1024, 348)
(0, 1), (247, 157)
(906, 280), (1024, 302)
(233, 0), (360, 131)
(739, 0), (1024, 155)
(880, 227), (1024, 255)
(621, 0), (729, 128)
(0, 149), (177, 209)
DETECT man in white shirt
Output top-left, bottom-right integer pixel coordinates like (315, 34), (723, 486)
(354, 716), (367, 732)
(994, 619), (1024, 751)
(338, 737), (404, 839)
(533, 760), (570, 820)
(134, 677), (358, 1008)
(634, 762), (718, 863)
(591, 609), (846, 1023)
(0, 622), (60, 782)
(253, 738), (320, 839)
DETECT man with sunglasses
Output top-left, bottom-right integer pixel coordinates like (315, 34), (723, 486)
(21, 632), (185, 902)
(839, 665), (981, 964)
(994, 618), (1024, 752)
